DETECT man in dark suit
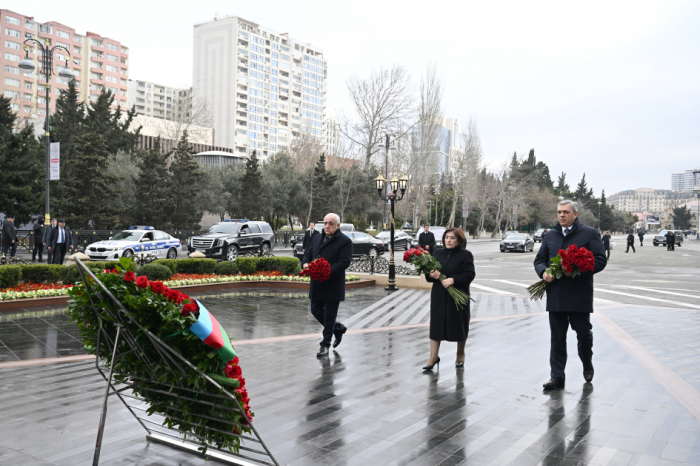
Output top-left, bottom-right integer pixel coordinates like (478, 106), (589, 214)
(418, 224), (436, 255)
(43, 218), (57, 264)
(1, 215), (18, 258)
(666, 230), (675, 251)
(49, 219), (73, 265)
(302, 213), (353, 357)
(302, 222), (319, 254)
(625, 232), (635, 253)
(534, 200), (607, 390)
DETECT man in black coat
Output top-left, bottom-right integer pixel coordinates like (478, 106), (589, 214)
(302, 213), (353, 357)
(534, 200), (607, 390)
(43, 218), (57, 264)
(601, 232), (611, 260)
(638, 230), (644, 246)
(49, 219), (73, 265)
(1, 215), (18, 258)
(418, 224), (436, 254)
(625, 232), (635, 253)
(302, 222), (319, 254)
(32, 218), (45, 262)
(665, 231), (675, 251)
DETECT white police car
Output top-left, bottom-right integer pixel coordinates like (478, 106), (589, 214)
(85, 226), (182, 261)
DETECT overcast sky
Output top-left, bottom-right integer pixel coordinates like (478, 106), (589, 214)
(29, 0), (700, 196)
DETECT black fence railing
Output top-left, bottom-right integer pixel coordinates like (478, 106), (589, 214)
(347, 255), (418, 276)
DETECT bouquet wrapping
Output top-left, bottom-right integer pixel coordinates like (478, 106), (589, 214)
(300, 257), (332, 282)
(403, 247), (474, 310)
(527, 244), (595, 300)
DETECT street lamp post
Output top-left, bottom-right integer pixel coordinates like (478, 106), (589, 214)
(375, 171), (409, 291)
(376, 132), (397, 229)
(18, 39), (74, 226)
(598, 201), (603, 231)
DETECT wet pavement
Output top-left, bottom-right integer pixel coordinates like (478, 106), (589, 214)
(2, 285), (700, 465)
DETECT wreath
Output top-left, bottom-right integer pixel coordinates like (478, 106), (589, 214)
(67, 258), (252, 454)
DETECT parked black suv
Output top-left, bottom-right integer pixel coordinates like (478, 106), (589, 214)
(188, 221), (275, 260)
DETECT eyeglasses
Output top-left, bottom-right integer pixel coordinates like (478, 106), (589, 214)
(323, 222), (335, 225)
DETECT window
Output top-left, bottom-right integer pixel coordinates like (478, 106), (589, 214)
(5, 28), (20, 38)
(4, 90), (19, 99)
(4, 65), (19, 75)
(4, 40), (21, 50)
(106, 43), (118, 51)
(121, 68), (128, 75)
(91, 84), (102, 91)
(120, 78), (126, 85)
(121, 47), (127, 54)
(24, 82), (32, 90)
(57, 30), (70, 39)
(107, 54), (118, 62)
(73, 46), (81, 54)
(74, 35), (81, 43)
(91, 39), (103, 47)
(106, 64), (118, 72)
(119, 89), (126, 96)
(72, 69), (80, 77)
(4, 52), (20, 62)
(91, 61), (103, 69)
(91, 73), (102, 80)
(5, 15), (20, 25)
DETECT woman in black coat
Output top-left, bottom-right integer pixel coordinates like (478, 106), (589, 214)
(423, 227), (476, 371)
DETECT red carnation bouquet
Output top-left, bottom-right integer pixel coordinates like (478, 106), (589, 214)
(300, 257), (332, 282)
(527, 244), (595, 300)
(403, 247), (473, 310)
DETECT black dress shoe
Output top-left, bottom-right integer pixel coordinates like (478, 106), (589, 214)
(584, 368), (594, 383)
(543, 377), (565, 390)
(316, 346), (329, 357)
(332, 326), (347, 348)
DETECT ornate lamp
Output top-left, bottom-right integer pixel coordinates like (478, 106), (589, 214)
(399, 172), (409, 195)
(375, 172), (386, 195)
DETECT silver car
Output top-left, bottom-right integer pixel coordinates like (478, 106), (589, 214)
(500, 233), (535, 252)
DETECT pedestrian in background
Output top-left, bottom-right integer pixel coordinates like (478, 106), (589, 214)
(602, 231), (611, 260)
(32, 218), (45, 262)
(534, 200), (607, 390)
(49, 219), (73, 265)
(302, 213), (353, 357)
(43, 218), (57, 264)
(625, 232), (636, 253)
(1, 215), (17, 258)
(423, 228), (476, 371)
(665, 230), (675, 251)
(302, 222), (319, 255)
(418, 224), (436, 255)
(638, 230), (644, 246)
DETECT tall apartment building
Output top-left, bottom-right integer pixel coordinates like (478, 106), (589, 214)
(193, 15), (327, 158)
(671, 168), (700, 192)
(0, 9), (129, 119)
(127, 79), (185, 120)
(323, 115), (339, 156)
(608, 188), (695, 215)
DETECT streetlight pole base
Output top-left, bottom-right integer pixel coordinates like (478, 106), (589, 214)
(385, 284), (399, 292)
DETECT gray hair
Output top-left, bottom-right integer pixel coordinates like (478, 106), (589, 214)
(557, 200), (579, 213)
(325, 213), (341, 225)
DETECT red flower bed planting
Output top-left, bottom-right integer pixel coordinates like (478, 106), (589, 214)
(0, 282), (73, 293)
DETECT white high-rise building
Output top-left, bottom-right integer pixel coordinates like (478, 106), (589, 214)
(127, 79), (184, 120)
(193, 15), (327, 158)
(671, 168), (700, 192)
(323, 116), (339, 156)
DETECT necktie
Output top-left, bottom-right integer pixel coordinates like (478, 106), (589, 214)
(564, 228), (570, 236)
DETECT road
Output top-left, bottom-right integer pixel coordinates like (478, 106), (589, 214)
(276, 234), (700, 310)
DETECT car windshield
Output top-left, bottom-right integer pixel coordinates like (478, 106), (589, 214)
(505, 234), (527, 240)
(659, 230), (669, 235)
(376, 232), (390, 238)
(536, 229), (545, 233)
(207, 223), (241, 234)
(112, 231), (143, 241)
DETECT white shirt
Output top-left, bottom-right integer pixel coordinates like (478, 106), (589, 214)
(58, 228), (65, 243)
(562, 227), (571, 237)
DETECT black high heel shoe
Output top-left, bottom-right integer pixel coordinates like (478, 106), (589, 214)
(423, 357), (440, 371)
(455, 361), (464, 368)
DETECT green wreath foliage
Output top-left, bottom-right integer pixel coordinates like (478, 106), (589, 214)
(66, 257), (252, 454)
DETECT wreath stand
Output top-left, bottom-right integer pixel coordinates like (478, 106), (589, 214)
(74, 259), (279, 466)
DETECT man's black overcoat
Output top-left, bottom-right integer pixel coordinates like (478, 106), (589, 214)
(302, 228), (318, 251)
(533, 219), (607, 313)
(301, 230), (353, 302)
(425, 247), (476, 341)
(418, 231), (436, 250)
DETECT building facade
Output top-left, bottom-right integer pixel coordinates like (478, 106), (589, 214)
(437, 117), (461, 174)
(127, 79), (190, 121)
(608, 188), (695, 215)
(323, 115), (339, 156)
(193, 15), (327, 158)
(1, 9), (129, 119)
(671, 168), (700, 192)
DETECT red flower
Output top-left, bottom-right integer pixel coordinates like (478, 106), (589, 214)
(225, 364), (242, 379)
(150, 281), (165, 295)
(245, 409), (253, 422)
(123, 271), (136, 283)
(181, 302), (199, 317)
(236, 377), (246, 389)
(135, 276), (149, 289)
(165, 289), (184, 304)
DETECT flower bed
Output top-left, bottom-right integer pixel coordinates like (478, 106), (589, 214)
(0, 273), (363, 300)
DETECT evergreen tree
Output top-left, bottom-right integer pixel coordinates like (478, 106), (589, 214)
(670, 206), (692, 230)
(0, 97), (44, 224)
(134, 139), (171, 228)
(555, 172), (571, 197)
(168, 132), (203, 228)
(239, 150), (263, 220)
(574, 173), (591, 204)
(310, 154), (337, 221)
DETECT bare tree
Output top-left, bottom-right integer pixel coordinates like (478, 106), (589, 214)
(343, 64), (415, 167)
(149, 91), (214, 154)
(447, 119), (483, 227)
(287, 132), (324, 224)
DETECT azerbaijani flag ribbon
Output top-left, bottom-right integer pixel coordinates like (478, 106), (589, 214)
(188, 300), (236, 363)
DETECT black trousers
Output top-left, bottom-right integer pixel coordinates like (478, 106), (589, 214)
(53, 243), (67, 265)
(549, 312), (593, 379)
(626, 243), (635, 253)
(667, 242), (674, 251)
(1, 243), (17, 257)
(32, 243), (44, 261)
(639, 237), (643, 246)
(310, 301), (345, 347)
(46, 246), (53, 264)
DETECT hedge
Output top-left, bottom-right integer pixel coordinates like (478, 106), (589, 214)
(152, 259), (217, 275)
(214, 261), (240, 275)
(19, 264), (66, 284)
(136, 263), (173, 281)
(0, 265), (22, 288)
(235, 257), (300, 275)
